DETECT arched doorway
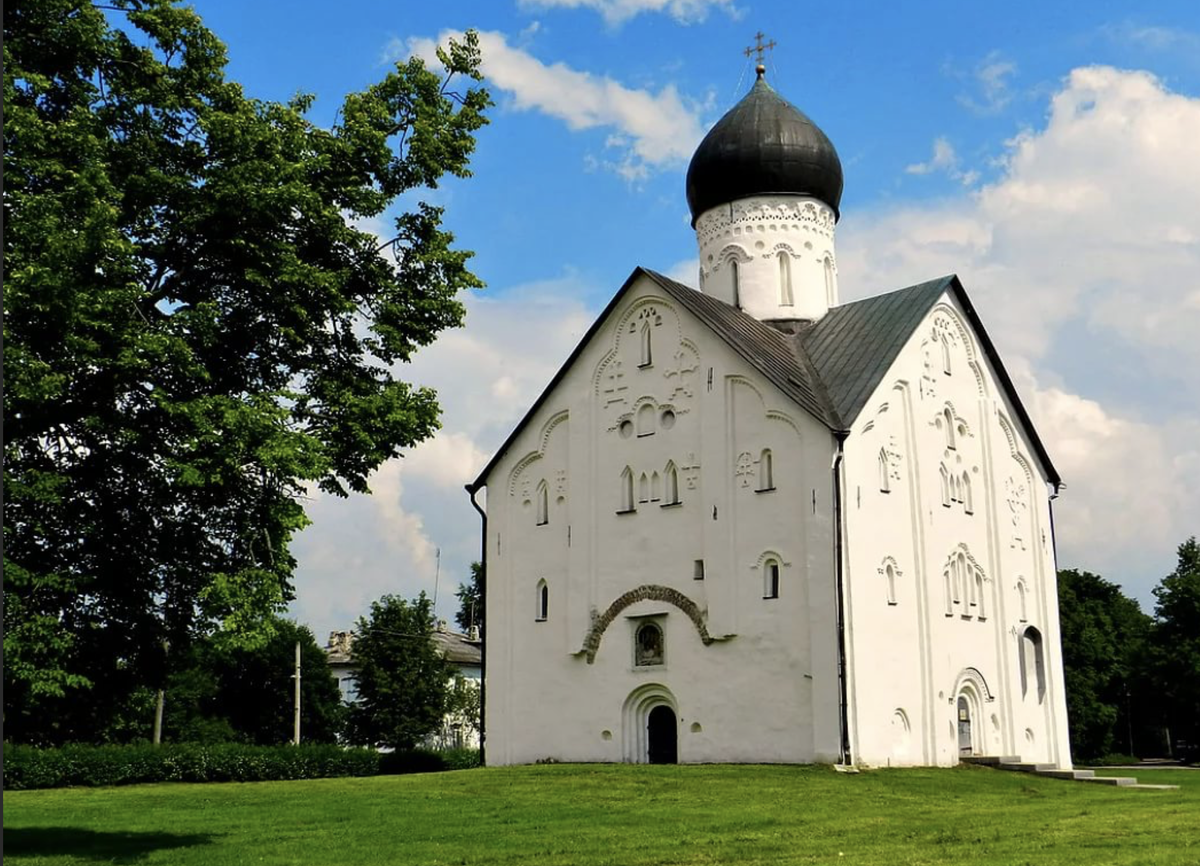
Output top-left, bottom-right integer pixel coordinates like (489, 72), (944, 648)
(647, 705), (678, 764)
(957, 696), (973, 757)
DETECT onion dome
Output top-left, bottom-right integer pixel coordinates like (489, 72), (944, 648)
(686, 74), (843, 225)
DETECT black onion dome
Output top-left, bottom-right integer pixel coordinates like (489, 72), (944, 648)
(686, 76), (843, 225)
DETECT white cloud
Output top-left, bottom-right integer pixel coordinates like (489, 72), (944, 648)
(517, 0), (739, 26)
(395, 30), (706, 178)
(953, 51), (1018, 115)
(905, 137), (979, 186)
(842, 65), (1200, 604)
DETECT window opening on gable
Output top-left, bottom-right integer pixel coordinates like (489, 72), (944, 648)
(535, 579), (548, 621)
(779, 252), (794, 306)
(619, 467), (635, 513)
(1020, 626), (1046, 703)
(664, 462), (680, 505)
(637, 403), (655, 437)
(693, 559), (705, 580)
(886, 563), (897, 606)
(944, 408), (956, 449)
(634, 622), (664, 666)
(879, 449), (890, 494)
(1017, 579), (1028, 623)
(536, 480), (549, 526)
(731, 259), (741, 308)
(639, 321), (653, 368)
(757, 449), (775, 492)
(941, 337), (952, 375)
(763, 559), (780, 599)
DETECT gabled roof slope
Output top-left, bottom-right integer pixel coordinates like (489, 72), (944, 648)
(802, 276), (953, 425)
(470, 267), (1059, 490)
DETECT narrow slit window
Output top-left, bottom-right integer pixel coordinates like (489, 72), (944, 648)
(823, 256), (834, 306)
(536, 480), (549, 526)
(879, 448), (890, 493)
(664, 461), (680, 505)
(957, 553), (968, 608)
(941, 337), (952, 375)
(1020, 627), (1046, 702)
(731, 259), (741, 308)
(620, 466), (635, 513)
(638, 472), (649, 503)
(940, 464), (951, 507)
(975, 570), (986, 619)
(758, 449), (774, 491)
(764, 559), (780, 599)
(535, 579), (548, 621)
(886, 563), (897, 605)
(779, 252), (793, 306)
(944, 570), (954, 615)
(693, 559), (705, 580)
(962, 472), (973, 514)
(640, 321), (652, 367)
(651, 471), (661, 502)
(944, 408), (956, 449)
(1017, 579), (1028, 622)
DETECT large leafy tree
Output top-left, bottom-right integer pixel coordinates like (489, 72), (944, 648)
(1056, 569), (1152, 759)
(454, 561), (484, 635)
(162, 618), (344, 745)
(1150, 537), (1200, 757)
(345, 593), (452, 750)
(3, 0), (490, 744)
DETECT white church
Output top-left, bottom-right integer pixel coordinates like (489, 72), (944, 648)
(467, 65), (1072, 768)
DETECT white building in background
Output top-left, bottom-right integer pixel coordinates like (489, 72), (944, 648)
(468, 68), (1072, 768)
(324, 625), (482, 749)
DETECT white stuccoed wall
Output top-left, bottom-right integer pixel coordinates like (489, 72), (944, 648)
(694, 195), (839, 321)
(483, 273), (842, 766)
(840, 291), (1072, 768)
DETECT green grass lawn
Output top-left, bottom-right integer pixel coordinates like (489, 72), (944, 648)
(4, 764), (1198, 865)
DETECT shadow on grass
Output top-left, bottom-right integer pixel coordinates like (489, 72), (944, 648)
(5, 827), (216, 863)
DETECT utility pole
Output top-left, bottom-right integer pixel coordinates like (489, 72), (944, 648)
(293, 640), (301, 745)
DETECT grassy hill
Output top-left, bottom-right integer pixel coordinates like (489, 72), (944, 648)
(4, 763), (1197, 865)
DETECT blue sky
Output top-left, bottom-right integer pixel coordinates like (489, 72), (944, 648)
(182, 0), (1200, 638)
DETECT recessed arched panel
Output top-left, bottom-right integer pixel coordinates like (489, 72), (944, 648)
(580, 585), (713, 664)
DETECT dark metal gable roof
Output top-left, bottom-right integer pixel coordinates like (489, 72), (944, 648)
(470, 268), (1059, 490)
(802, 275), (953, 425)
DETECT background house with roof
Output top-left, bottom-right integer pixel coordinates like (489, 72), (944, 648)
(468, 64), (1072, 768)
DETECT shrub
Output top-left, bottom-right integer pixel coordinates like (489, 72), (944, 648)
(3, 743), (480, 789)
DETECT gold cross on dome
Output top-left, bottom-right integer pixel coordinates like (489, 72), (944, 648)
(744, 31), (777, 73)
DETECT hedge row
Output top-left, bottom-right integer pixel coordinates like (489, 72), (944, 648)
(2, 743), (480, 790)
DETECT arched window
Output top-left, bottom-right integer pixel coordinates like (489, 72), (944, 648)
(634, 622), (664, 666)
(944, 408), (956, 449)
(941, 337), (952, 375)
(885, 563), (897, 605)
(957, 553), (967, 606)
(619, 466), (635, 513)
(535, 579), (548, 621)
(962, 472), (973, 514)
(638, 472), (650, 503)
(757, 449), (774, 491)
(1020, 626), (1046, 703)
(944, 569), (953, 615)
(879, 449), (890, 493)
(640, 322), (652, 367)
(664, 461), (680, 505)
(536, 480), (549, 526)
(637, 403), (655, 437)
(778, 252), (793, 306)
(975, 569), (986, 619)
(763, 559), (780, 599)
(651, 471), (661, 502)
(731, 259), (741, 308)
(823, 256), (834, 306)
(940, 464), (950, 507)
(1017, 578), (1028, 623)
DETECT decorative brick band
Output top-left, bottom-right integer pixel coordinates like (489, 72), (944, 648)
(580, 584), (713, 664)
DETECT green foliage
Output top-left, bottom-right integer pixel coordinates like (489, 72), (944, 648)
(2, 742), (381, 789)
(3, 0), (490, 744)
(162, 619), (345, 745)
(1056, 568), (1152, 759)
(453, 561), (484, 634)
(345, 594), (452, 750)
(443, 675), (482, 745)
(1150, 537), (1200, 754)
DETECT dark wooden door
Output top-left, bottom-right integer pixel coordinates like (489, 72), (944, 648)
(647, 705), (678, 764)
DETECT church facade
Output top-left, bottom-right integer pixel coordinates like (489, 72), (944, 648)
(468, 69), (1072, 769)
